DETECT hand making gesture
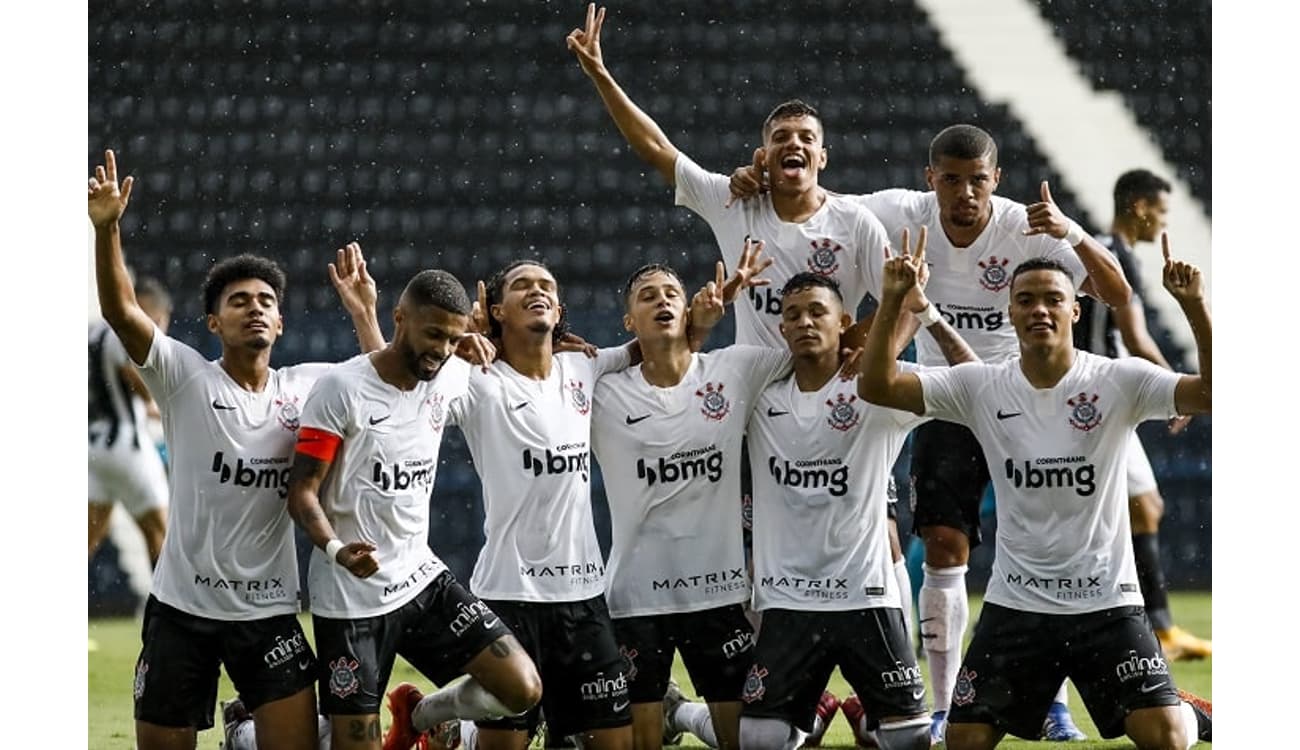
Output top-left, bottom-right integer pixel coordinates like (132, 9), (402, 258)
(88, 149), (134, 228)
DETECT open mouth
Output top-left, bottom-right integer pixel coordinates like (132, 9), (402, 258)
(653, 310), (675, 324)
(526, 299), (551, 313)
(780, 154), (806, 179)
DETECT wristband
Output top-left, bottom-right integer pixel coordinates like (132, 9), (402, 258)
(916, 303), (942, 327)
(324, 538), (345, 564)
(1063, 220), (1086, 247)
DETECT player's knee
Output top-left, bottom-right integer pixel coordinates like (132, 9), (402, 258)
(738, 716), (797, 750)
(875, 716), (930, 750)
(919, 527), (969, 567)
(1126, 706), (1190, 750)
(943, 722), (999, 750)
(1128, 491), (1164, 531)
(500, 662), (543, 713)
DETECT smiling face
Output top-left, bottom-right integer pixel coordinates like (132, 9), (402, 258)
(206, 278), (283, 352)
(624, 270), (688, 345)
(492, 263), (561, 338)
(395, 303), (468, 381)
(1009, 268), (1079, 353)
(778, 283), (850, 359)
(763, 114), (828, 195)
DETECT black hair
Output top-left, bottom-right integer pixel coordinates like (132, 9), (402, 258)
(779, 272), (844, 303)
(929, 124), (998, 168)
(484, 259), (569, 342)
(1010, 257), (1076, 292)
(1113, 169), (1172, 219)
(202, 254), (286, 315)
(135, 277), (172, 312)
(762, 99), (824, 141)
(622, 263), (685, 309)
(401, 269), (472, 316)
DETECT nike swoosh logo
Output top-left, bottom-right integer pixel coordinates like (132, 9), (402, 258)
(918, 617), (935, 624)
(369, 414), (391, 425)
(298, 659), (312, 671)
(612, 700), (630, 712)
(625, 414), (651, 425)
(1139, 681), (1168, 694)
(511, 401), (530, 411)
(996, 410), (1022, 420)
(766, 408), (790, 417)
(483, 617), (500, 629)
(911, 688), (925, 700)
(212, 399), (237, 410)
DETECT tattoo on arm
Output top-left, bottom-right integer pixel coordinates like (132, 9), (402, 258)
(288, 454), (330, 487)
(930, 321), (977, 366)
(348, 717), (381, 740)
(488, 638), (513, 658)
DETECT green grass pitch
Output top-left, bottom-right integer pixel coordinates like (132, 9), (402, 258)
(88, 592), (1211, 748)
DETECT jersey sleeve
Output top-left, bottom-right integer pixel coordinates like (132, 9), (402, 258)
(1115, 357), (1180, 422)
(282, 362), (335, 393)
(916, 361), (980, 424)
(593, 345), (634, 378)
(852, 207), (891, 302)
(852, 189), (920, 237)
(883, 362), (932, 430)
(673, 153), (732, 231)
(728, 345), (793, 412)
(445, 368), (486, 428)
(298, 371), (351, 440)
(1037, 234), (1090, 293)
(136, 327), (209, 407)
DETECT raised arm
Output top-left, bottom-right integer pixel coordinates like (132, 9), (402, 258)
(287, 434), (379, 579)
(1024, 180), (1132, 307)
(857, 230), (928, 414)
(1160, 234), (1211, 415)
(329, 241), (385, 353)
(88, 150), (155, 365)
(567, 3), (680, 184)
(687, 237), (773, 350)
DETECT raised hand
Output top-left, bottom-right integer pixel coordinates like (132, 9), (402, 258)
(456, 332), (498, 372)
(882, 227), (926, 300)
(1023, 180), (1072, 239)
(689, 261), (730, 333)
(718, 236), (774, 304)
(87, 149), (134, 228)
(337, 541), (379, 579)
(1160, 232), (1203, 304)
(726, 148), (769, 207)
(471, 280), (492, 336)
(557, 331), (598, 358)
(566, 3), (607, 78)
(328, 242), (378, 318)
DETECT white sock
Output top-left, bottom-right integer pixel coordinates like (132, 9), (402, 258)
(674, 702), (719, 748)
(739, 716), (805, 750)
(919, 564), (968, 714)
(227, 720), (258, 750)
(1053, 682), (1069, 706)
(894, 557), (915, 645)
(1178, 701), (1199, 749)
(318, 714), (332, 750)
(411, 677), (515, 731)
(461, 719), (478, 750)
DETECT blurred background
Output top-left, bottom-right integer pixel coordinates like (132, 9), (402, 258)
(87, 0), (1210, 614)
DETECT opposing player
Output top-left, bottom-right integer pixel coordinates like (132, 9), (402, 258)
(285, 269), (542, 750)
(1073, 169), (1211, 660)
(858, 235), (1211, 749)
(91, 149), (380, 750)
(89, 276), (173, 567)
(730, 124), (1130, 741)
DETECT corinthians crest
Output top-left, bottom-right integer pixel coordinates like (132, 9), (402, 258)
(696, 382), (731, 421)
(806, 238), (844, 276)
(427, 393), (446, 430)
(826, 392), (861, 431)
(567, 379), (590, 416)
(977, 255), (1011, 292)
(275, 396), (300, 431)
(1066, 392), (1103, 432)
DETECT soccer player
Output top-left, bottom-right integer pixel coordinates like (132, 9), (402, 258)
(90, 149), (380, 750)
(89, 276), (173, 567)
(729, 124), (1131, 742)
(740, 251), (974, 750)
(426, 259), (638, 750)
(1073, 169), (1211, 661)
(590, 249), (786, 750)
(857, 234), (1211, 749)
(285, 269), (542, 750)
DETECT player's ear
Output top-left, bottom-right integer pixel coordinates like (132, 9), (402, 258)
(623, 311), (635, 333)
(992, 166), (1002, 190)
(818, 145), (828, 171)
(490, 302), (504, 322)
(839, 312), (853, 333)
(206, 313), (220, 335)
(1071, 300), (1081, 324)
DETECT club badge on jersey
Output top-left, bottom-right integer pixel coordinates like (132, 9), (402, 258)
(807, 238), (845, 276)
(977, 255), (1013, 292)
(825, 393), (862, 432)
(566, 379), (591, 416)
(696, 382), (730, 421)
(1067, 392), (1103, 432)
(274, 396), (301, 431)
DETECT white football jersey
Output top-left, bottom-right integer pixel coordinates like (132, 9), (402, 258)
(137, 330), (331, 619)
(675, 153), (888, 347)
(299, 355), (471, 618)
(853, 190), (1088, 365)
(449, 348), (631, 602)
(747, 369), (927, 612)
(592, 346), (791, 617)
(918, 353), (1181, 614)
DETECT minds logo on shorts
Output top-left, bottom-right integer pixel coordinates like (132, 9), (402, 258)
(211, 451), (292, 498)
(262, 631), (309, 669)
(636, 444), (723, 487)
(880, 660), (924, 691)
(1004, 456), (1096, 496)
(579, 671), (628, 702)
(1114, 650), (1169, 683)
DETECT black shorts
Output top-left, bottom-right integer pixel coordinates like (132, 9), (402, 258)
(740, 607), (924, 733)
(133, 595), (315, 729)
(313, 570), (511, 715)
(613, 604), (755, 703)
(477, 595), (632, 738)
(909, 419), (987, 546)
(948, 603), (1182, 740)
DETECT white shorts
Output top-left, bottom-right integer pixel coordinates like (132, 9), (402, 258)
(88, 438), (168, 516)
(1125, 431), (1158, 497)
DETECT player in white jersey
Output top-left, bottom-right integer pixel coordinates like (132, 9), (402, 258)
(89, 277), (172, 567)
(284, 269), (542, 750)
(729, 124), (1131, 741)
(858, 236), (1212, 749)
(90, 150), (380, 750)
(590, 251), (784, 750)
(417, 259), (636, 750)
(739, 262), (974, 750)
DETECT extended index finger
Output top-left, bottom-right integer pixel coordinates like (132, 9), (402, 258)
(104, 149), (117, 183)
(715, 260), (725, 289)
(915, 225), (928, 266)
(593, 4), (605, 39)
(1161, 232), (1171, 263)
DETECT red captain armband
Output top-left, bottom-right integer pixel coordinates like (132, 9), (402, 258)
(295, 427), (342, 463)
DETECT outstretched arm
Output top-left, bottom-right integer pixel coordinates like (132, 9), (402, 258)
(567, 3), (680, 184)
(329, 241), (385, 353)
(1024, 180), (1132, 307)
(89, 149), (154, 365)
(857, 230), (929, 414)
(1160, 234), (1211, 415)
